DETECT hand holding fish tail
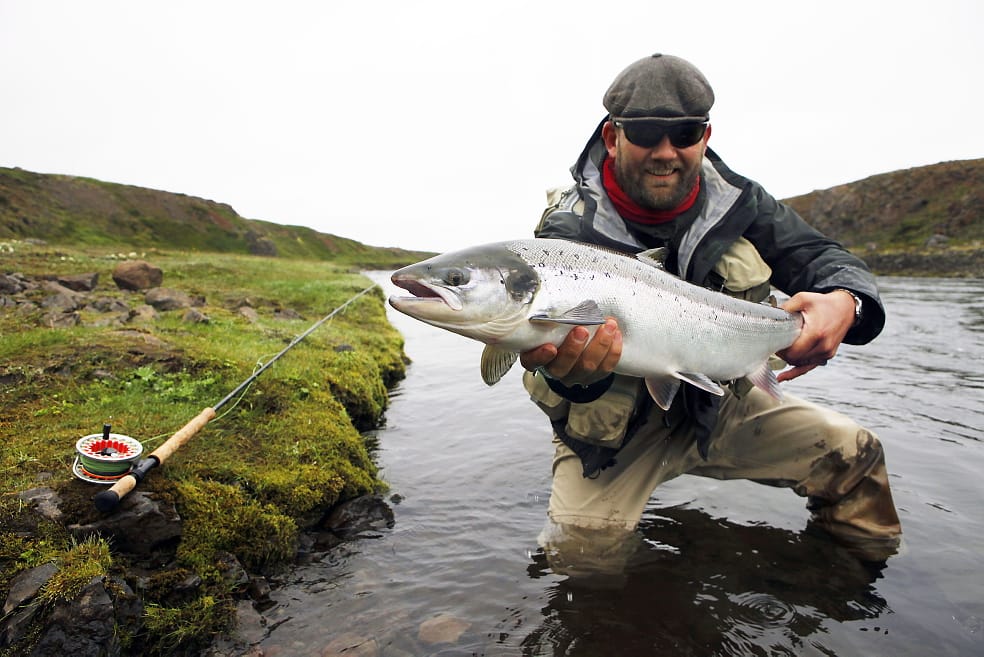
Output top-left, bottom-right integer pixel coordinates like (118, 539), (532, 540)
(521, 318), (623, 386)
(776, 290), (857, 382)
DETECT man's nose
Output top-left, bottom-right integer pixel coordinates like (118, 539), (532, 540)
(648, 135), (677, 158)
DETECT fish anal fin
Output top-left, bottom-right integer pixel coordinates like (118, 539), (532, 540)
(745, 362), (783, 402)
(481, 344), (518, 386)
(676, 372), (726, 397)
(645, 376), (680, 411)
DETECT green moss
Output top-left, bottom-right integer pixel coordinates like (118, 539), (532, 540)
(0, 243), (409, 655)
(323, 348), (391, 430)
(37, 535), (113, 605)
(143, 594), (235, 656)
(175, 479), (298, 574)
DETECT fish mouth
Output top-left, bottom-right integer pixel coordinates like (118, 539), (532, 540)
(389, 276), (463, 311)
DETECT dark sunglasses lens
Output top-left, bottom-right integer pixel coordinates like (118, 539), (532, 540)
(622, 122), (706, 148)
(671, 123), (707, 147)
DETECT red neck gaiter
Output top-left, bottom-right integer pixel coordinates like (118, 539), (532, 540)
(602, 156), (700, 225)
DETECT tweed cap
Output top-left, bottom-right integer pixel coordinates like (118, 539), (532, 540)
(603, 53), (714, 124)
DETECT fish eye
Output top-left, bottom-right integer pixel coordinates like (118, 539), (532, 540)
(443, 268), (469, 287)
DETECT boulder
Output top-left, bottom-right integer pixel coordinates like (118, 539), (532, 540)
(112, 260), (163, 291)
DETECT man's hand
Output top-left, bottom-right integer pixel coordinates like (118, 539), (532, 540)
(520, 318), (622, 386)
(776, 290), (857, 382)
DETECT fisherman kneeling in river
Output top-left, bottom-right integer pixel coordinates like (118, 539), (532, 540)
(519, 53), (902, 567)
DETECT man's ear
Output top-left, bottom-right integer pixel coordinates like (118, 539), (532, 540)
(601, 120), (618, 158)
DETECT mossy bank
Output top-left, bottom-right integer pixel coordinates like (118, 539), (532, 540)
(0, 240), (406, 656)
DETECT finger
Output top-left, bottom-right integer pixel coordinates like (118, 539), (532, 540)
(520, 343), (558, 371)
(547, 326), (591, 377)
(576, 321), (617, 372)
(598, 321), (623, 372)
(777, 363), (818, 383)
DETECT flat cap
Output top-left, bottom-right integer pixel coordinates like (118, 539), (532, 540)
(603, 53), (714, 124)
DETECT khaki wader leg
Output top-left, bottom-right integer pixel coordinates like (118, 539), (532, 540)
(544, 387), (901, 562)
(693, 389), (902, 553)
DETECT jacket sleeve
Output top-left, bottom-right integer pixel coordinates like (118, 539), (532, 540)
(742, 186), (886, 345)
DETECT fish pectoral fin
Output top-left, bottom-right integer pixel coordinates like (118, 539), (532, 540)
(676, 372), (726, 397)
(645, 376), (680, 411)
(529, 300), (606, 326)
(636, 247), (669, 269)
(744, 362), (783, 402)
(480, 344), (518, 386)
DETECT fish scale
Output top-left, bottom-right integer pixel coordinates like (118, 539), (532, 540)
(389, 238), (802, 409)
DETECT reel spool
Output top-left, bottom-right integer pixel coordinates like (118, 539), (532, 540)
(73, 428), (144, 484)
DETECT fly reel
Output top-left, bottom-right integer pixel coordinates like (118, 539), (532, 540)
(73, 425), (144, 484)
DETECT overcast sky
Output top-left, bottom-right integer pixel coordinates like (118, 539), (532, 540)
(2, 1), (981, 252)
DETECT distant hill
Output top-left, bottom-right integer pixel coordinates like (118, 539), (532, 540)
(781, 158), (983, 276)
(0, 167), (433, 268)
(1, 161), (981, 275)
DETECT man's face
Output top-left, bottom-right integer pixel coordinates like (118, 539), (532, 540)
(602, 120), (710, 211)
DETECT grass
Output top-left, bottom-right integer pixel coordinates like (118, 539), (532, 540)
(0, 240), (407, 655)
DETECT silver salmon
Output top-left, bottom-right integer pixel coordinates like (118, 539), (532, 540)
(388, 238), (802, 409)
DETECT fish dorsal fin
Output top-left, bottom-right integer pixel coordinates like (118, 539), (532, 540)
(744, 361), (783, 402)
(636, 247), (669, 270)
(481, 344), (518, 386)
(529, 300), (605, 326)
(645, 376), (680, 411)
(764, 294), (778, 308)
(675, 372), (726, 397)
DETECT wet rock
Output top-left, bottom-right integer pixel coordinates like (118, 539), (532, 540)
(322, 495), (394, 539)
(68, 491), (183, 559)
(216, 551), (250, 592)
(321, 632), (379, 657)
(2, 562), (58, 615)
(0, 564), (57, 646)
(112, 260), (163, 291)
(417, 613), (471, 645)
(31, 575), (142, 657)
(57, 272), (99, 292)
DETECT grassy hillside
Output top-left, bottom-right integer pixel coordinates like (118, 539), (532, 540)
(782, 158), (983, 250)
(3, 159), (982, 276)
(0, 167), (432, 268)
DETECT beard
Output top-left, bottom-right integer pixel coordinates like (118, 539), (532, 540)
(613, 155), (702, 211)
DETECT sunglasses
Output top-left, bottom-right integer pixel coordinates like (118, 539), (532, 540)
(613, 120), (708, 149)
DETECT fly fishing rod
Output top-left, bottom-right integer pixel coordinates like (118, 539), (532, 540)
(91, 283), (379, 513)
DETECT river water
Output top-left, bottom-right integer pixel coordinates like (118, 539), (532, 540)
(256, 275), (983, 657)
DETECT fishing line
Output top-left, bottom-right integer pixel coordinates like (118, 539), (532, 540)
(73, 282), (380, 493)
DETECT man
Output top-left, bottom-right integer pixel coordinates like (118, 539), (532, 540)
(520, 53), (901, 564)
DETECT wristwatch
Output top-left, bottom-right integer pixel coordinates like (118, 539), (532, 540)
(835, 289), (863, 327)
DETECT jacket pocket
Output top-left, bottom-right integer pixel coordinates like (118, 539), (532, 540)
(565, 375), (643, 449)
(712, 236), (772, 297)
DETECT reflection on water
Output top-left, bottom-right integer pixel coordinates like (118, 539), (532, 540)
(521, 507), (888, 657)
(255, 276), (983, 656)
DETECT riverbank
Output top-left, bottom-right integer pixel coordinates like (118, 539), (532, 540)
(865, 245), (984, 278)
(0, 242), (406, 656)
